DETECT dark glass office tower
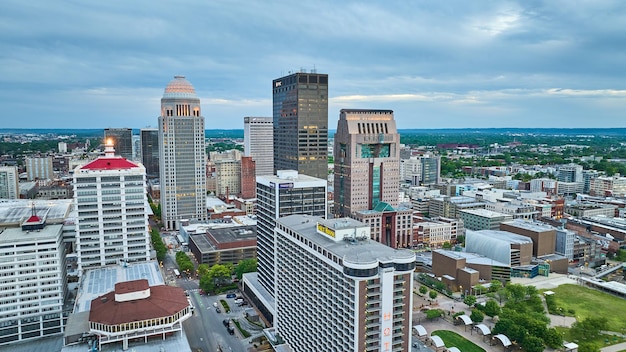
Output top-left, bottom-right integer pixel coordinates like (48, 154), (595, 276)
(272, 71), (328, 179)
(104, 128), (133, 160)
(140, 128), (159, 178)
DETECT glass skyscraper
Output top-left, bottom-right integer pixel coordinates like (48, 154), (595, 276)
(272, 71), (328, 179)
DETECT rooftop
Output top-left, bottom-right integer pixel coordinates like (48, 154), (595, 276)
(277, 214), (414, 265)
(501, 219), (556, 233)
(79, 157), (139, 171)
(0, 199), (72, 225)
(460, 208), (509, 218)
(0, 223), (62, 244)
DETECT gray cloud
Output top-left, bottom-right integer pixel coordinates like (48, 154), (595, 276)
(0, 0), (625, 129)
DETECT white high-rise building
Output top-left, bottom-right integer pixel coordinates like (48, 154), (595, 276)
(256, 170), (327, 298)
(159, 76), (207, 230)
(244, 117), (274, 177)
(25, 156), (54, 181)
(273, 215), (415, 352)
(73, 142), (151, 275)
(0, 217), (66, 345)
(0, 166), (19, 199)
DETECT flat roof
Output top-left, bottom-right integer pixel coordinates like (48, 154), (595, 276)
(0, 224), (62, 244)
(0, 199), (72, 225)
(501, 219), (556, 233)
(74, 261), (164, 313)
(277, 215), (414, 265)
(434, 249), (509, 267)
(190, 225), (256, 253)
(460, 208), (509, 218)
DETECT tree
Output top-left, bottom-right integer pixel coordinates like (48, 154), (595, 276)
(442, 241), (452, 249)
(197, 264), (210, 278)
(496, 288), (509, 304)
(425, 309), (443, 320)
(419, 285), (428, 295)
(484, 299), (501, 317)
(208, 264), (232, 286)
(429, 290), (438, 300)
(234, 258), (257, 279)
(544, 328), (563, 349)
(473, 284), (487, 296)
(489, 280), (502, 293)
(521, 335), (545, 352)
(470, 309), (484, 323)
(463, 295), (477, 308)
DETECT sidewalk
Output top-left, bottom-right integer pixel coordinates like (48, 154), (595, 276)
(601, 341), (626, 352)
(416, 312), (500, 352)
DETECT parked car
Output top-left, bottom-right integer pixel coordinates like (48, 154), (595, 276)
(215, 307), (221, 313)
(227, 326), (235, 335)
(226, 293), (236, 299)
(222, 319), (230, 327)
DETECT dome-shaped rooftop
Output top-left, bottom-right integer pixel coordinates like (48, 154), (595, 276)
(163, 75), (198, 99)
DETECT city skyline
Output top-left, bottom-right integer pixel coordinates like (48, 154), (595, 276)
(2, 1), (626, 130)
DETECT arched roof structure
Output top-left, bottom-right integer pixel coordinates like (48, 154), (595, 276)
(493, 334), (512, 347)
(413, 325), (427, 337)
(430, 335), (445, 348)
(475, 323), (491, 335)
(457, 314), (473, 325)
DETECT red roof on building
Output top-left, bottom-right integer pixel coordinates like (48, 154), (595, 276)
(26, 215), (42, 223)
(89, 285), (188, 325)
(115, 279), (150, 294)
(81, 157), (139, 170)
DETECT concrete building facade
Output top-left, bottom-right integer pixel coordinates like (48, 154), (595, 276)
(256, 170), (327, 297)
(244, 117), (274, 177)
(0, 166), (19, 199)
(25, 157), (54, 181)
(104, 128), (133, 160)
(158, 76), (207, 229)
(274, 215), (415, 352)
(73, 143), (151, 275)
(333, 109), (401, 218)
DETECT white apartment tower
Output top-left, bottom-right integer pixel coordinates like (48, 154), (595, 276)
(25, 157), (54, 181)
(159, 76), (207, 229)
(244, 117), (274, 177)
(0, 216), (66, 345)
(274, 215), (415, 352)
(73, 142), (151, 275)
(0, 166), (19, 199)
(256, 170), (327, 297)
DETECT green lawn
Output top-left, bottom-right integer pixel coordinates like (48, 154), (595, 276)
(545, 284), (626, 333)
(431, 330), (485, 352)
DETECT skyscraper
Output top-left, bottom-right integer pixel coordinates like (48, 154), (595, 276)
(272, 71), (328, 179)
(104, 128), (133, 160)
(0, 166), (19, 199)
(140, 128), (160, 178)
(159, 76), (207, 230)
(273, 215), (415, 352)
(256, 170), (327, 298)
(74, 142), (151, 275)
(243, 117), (273, 177)
(25, 156), (54, 181)
(333, 109), (401, 218)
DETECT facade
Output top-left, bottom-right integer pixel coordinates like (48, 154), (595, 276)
(73, 143), (151, 275)
(215, 159), (241, 197)
(0, 219), (66, 345)
(104, 128), (133, 160)
(240, 156), (256, 199)
(557, 181), (583, 196)
(351, 203), (413, 248)
(244, 117), (274, 177)
(273, 72), (328, 179)
(274, 215), (415, 352)
(431, 250), (511, 291)
(140, 128), (160, 178)
(557, 163), (583, 183)
(0, 166), (19, 199)
(590, 175), (626, 197)
(401, 155), (441, 186)
(459, 209), (513, 231)
(188, 224), (256, 266)
(582, 170), (599, 194)
(465, 230), (534, 267)
(89, 279), (191, 350)
(158, 76), (207, 230)
(500, 219), (557, 257)
(555, 228), (575, 261)
(256, 170), (327, 297)
(25, 156), (54, 181)
(530, 178), (558, 195)
(413, 218), (461, 249)
(565, 203), (617, 218)
(428, 196), (485, 219)
(333, 109), (401, 218)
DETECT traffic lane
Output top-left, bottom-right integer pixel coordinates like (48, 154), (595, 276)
(182, 310), (210, 352)
(198, 294), (248, 352)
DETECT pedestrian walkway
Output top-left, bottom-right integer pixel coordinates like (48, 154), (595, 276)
(417, 314), (500, 352)
(601, 341), (626, 352)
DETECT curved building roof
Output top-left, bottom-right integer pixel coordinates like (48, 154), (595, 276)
(465, 230), (533, 266)
(163, 75), (198, 99)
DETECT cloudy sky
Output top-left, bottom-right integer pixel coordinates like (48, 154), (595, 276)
(1, 0), (626, 130)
